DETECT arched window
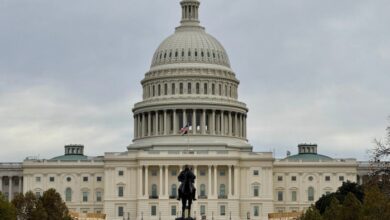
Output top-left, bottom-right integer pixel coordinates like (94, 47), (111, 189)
(204, 83), (208, 94)
(308, 187), (314, 201)
(171, 184), (177, 197)
(179, 83), (183, 94)
(65, 188), (72, 202)
(164, 83), (168, 95)
(153, 85), (155, 97)
(152, 184), (158, 197)
(219, 84), (222, 95)
(196, 83), (200, 94)
(200, 184), (206, 197)
(172, 83), (176, 95)
(188, 83), (192, 94)
(158, 84), (161, 96)
(219, 184), (226, 197)
(212, 84), (215, 95)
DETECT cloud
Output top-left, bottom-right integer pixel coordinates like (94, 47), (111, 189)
(0, 0), (389, 161)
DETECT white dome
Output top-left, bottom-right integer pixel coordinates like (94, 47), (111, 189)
(151, 27), (231, 68)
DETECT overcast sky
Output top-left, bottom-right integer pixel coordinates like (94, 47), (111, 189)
(0, 0), (389, 162)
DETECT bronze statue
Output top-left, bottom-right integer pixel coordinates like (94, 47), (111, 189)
(176, 165), (196, 220)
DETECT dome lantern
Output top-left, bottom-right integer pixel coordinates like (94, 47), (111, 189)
(179, 0), (201, 27)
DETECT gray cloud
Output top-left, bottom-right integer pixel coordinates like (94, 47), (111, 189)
(0, 0), (389, 161)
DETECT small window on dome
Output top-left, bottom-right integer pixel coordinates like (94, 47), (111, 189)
(212, 84), (215, 95)
(188, 83), (192, 94)
(213, 52), (216, 58)
(182, 51), (185, 57)
(207, 52), (210, 57)
(201, 51), (204, 57)
(169, 52), (172, 58)
(164, 84), (168, 95)
(196, 83), (200, 94)
(188, 50), (191, 57)
(195, 51), (198, 57)
(175, 51), (178, 57)
(204, 83), (208, 94)
(172, 83), (176, 95)
(164, 53), (167, 58)
(159, 53), (162, 59)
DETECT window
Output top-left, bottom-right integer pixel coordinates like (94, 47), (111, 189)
(220, 205), (226, 216)
(151, 170), (157, 176)
(253, 185), (260, 197)
(219, 170), (225, 176)
(179, 83), (183, 94)
(204, 83), (208, 94)
(82, 192), (88, 202)
(36, 192), (41, 198)
(65, 188), (72, 202)
(66, 177), (72, 182)
(171, 170), (177, 176)
(83, 177), (88, 182)
(152, 85), (155, 96)
(291, 176), (297, 181)
(200, 205), (206, 216)
(291, 191), (297, 202)
(97, 176), (102, 182)
(277, 176), (283, 181)
(325, 176), (331, 181)
(96, 191), (102, 202)
(277, 191), (283, 201)
(188, 83), (192, 94)
(171, 184), (177, 197)
(118, 170), (124, 176)
(219, 84), (222, 95)
(118, 186), (124, 197)
(158, 84), (161, 96)
(35, 177), (41, 182)
(200, 169), (206, 176)
(339, 176), (345, 181)
(151, 205), (157, 216)
(325, 191), (331, 195)
(253, 170), (259, 176)
(219, 184), (226, 197)
(164, 84), (168, 95)
(253, 206), (260, 217)
(172, 83), (176, 95)
(118, 206), (124, 217)
(171, 206), (176, 216)
(152, 184), (158, 197)
(308, 176), (314, 181)
(49, 177), (55, 182)
(196, 83), (200, 94)
(200, 184), (206, 197)
(308, 187), (314, 201)
(212, 84), (215, 95)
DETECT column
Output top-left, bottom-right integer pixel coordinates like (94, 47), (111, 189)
(134, 115), (138, 138)
(8, 177), (12, 202)
(0, 176), (2, 192)
(142, 113), (146, 137)
(155, 111), (159, 136)
(243, 115), (247, 138)
(148, 112), (151, 136)
(145, 166), (149, 198)
(234, 166), (239, 197)
(234, 113), (238, 137)
(192, 109), (196, 134)
(214, 166), (217, 197)
(201, 109), (206, 134)
(221, 111), (225, 135)
(165, 166), (169, 197)
(138, 114), (141, 138)
(216, 111), (220, 134)
(193, 166), (198, 189)
(18, 177), (22, 193)
(159, 166), (163, 197)
(211, 110), (215, 135)
(183, 109), (187, 127)
(173, 110), (177, 134)
(139, 167), (143, 197)
(164, 110), (168, 135)
(228, 166), (232, 197)
(239, 114), (242, 137)
(208, 166), (212, 198)
(228, 112), (232, 136)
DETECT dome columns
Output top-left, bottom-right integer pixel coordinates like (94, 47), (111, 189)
(133, 108), (247, 140)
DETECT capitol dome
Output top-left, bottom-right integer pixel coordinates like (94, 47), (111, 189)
(129, 0), (250, 151)
(151, 28), (231, 68)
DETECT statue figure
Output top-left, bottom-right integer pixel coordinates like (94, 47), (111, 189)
(176, 165), (196, 220)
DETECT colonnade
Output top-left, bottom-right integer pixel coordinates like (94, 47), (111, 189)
(0, 176), (23, 202)
(138, 165), (239, 199)
(134, 109), (246, 139)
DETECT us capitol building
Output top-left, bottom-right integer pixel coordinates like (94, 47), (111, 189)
(0, 0), (368, 219)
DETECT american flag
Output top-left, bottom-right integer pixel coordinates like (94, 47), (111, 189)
(180, 124), (189, 135)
